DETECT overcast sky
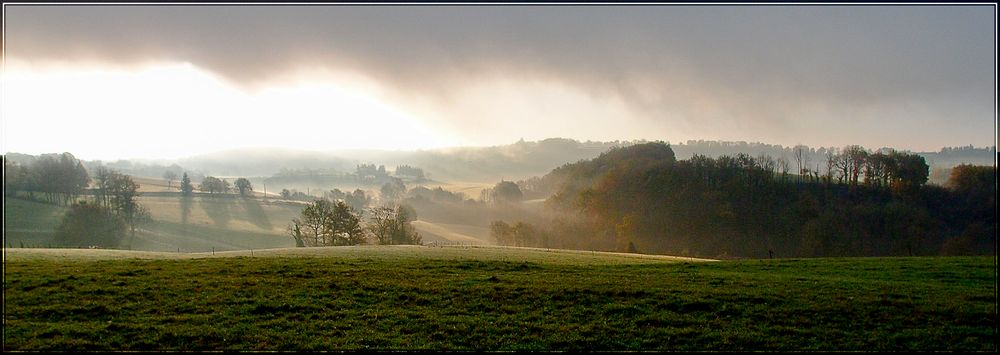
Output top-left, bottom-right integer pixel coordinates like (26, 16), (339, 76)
(2, 5), (996, 160)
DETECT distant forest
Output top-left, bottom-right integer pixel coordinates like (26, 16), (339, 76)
(5, 138), (993, 186)
(500, 142), (995, 258)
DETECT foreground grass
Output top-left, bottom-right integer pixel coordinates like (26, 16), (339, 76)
(2, 247), (995, 351)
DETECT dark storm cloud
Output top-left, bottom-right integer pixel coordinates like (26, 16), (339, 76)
(5, 5), (995, 149)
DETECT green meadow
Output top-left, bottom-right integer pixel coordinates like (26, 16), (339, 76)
(2, 246), (995, 351)
(3, 197), (67, 247)
(4, 195), (301, 252)
(3, 194), (491, 252)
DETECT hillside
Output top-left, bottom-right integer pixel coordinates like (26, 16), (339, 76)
(4, 190), (500, 252)
(529, 142), (996, 258)
(3, 197), (67, 248)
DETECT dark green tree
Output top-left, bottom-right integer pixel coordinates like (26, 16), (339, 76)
(887, 151), (929, 196)
(54, 201), (126, 248)
(234, 178), (253, 197)
(380, 178), (406, 203)
(180, 172), (194, 196)
(511, 221), (537, 247)
(200, 176), (228, 194)
(345, 189), (370, 212)
(493, 180), (523, 203)
(491, 220), (513, 246)
(31, 153), (89, 205)
(3, 157), (31, 197)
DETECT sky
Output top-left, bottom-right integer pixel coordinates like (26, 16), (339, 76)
(2, 4), (996, 161)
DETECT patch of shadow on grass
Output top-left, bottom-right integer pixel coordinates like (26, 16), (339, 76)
(199, 196), (234, 228)
(240, 198), (272, 230)
(663, 299), (719, 314)
(180, 196), (193, 226)
(39, 303), (116, 321)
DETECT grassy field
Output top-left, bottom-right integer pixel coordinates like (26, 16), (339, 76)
(4, 193), (497, 253)
(411, 220), (490, 245)
(3, 176), (504, 252)
(3, 196), (298, 252)
(3, 246), (995, 351)
(2, 198), (67, 247)
(132, 195), (299, 252)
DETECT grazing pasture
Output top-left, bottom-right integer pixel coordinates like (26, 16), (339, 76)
(2, 197), (67, 247)
(3, 196), (297, 252)
(3, 246), (994, 351)
(4, 193), (495, 253)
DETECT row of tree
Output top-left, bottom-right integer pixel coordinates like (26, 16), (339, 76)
(811, 145), (930, 192)
(394, 165), (426, 180)
(165, 170), (250, 198)
(3, 154), (168, 249)
(4, 153), (89, 205)
(288, 199), (421, 247)
(198, 176), (253, 196)
(490, 220), (542, 247)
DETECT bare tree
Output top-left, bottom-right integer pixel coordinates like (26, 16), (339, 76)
(864, 151), (891, 188)
(824, 148), (838, 184)
(289, 199), (366, 247)
(93, 166), (114, 208)
(793, 145), (810, 176)
(103, 171), (149, 249)
(777, 157), (790, 181)
(163, 170), (178, 191)
(366, 204), (421, 245)
(757, 154), (777, 179)
(843, 145), (869, 186)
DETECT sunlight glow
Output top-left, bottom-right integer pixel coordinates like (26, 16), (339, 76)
(2, 61), (456, 160)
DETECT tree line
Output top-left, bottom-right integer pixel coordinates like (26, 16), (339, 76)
(4, 154), (152, 249)
(4, 153), (89, 205)
(488, 142), (995, 258)
(195, 176), (254, 196)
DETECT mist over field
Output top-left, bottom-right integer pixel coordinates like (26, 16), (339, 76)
(2, 4), (996, 352)
(4, 138), (995, 257)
